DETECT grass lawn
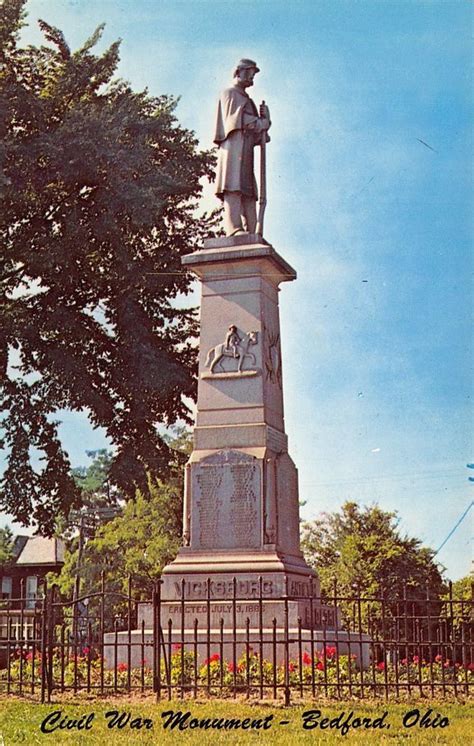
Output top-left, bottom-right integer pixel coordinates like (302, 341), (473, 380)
(0, 697), (472, 745)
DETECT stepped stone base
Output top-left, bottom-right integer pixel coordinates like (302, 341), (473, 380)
(137, 598), (337, 631)
(161, 549), (320, 595)
(103, 626), (370, 669)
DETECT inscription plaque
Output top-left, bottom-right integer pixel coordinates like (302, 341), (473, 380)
(191, 450), (262, 550)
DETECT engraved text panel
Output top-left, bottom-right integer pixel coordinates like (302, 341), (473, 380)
(191, 451), (262, 550)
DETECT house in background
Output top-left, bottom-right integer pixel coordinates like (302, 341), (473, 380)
(1, 535), (65, 609)
(0, 536), (65, 659)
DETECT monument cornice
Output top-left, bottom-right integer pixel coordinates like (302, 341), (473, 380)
(182, 239), (296, 283)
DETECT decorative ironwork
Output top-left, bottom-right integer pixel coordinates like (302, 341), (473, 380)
(0, 576), (471, 703)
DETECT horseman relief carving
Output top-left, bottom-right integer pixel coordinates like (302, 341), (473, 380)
(205, 326), (259, 375)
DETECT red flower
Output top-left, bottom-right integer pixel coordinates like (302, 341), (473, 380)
(172, 643), (182, 651)
(325, 645), (337, 658)
(401, 658), (408, 666)
(376, 662), (385, 671)
(412, 655), (419, 664)
(435, 654), (443, 663)
(140, 658), (148, 667)
(302, 651), (312, 666)
(81, 647), (90, 656)
(316, 661), (324, 671)
(444, 659), (451, 668)
(203, 653), (220, 666)
(288, 662), (296, 672)
(117, 662), (128, 672)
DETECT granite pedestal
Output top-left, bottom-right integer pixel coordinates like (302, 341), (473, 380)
(160, 237), (324, 623)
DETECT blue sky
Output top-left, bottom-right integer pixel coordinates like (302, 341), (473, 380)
(5, 0), (472, 580)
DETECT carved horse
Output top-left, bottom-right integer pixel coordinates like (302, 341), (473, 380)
(205, 331), (258, 373)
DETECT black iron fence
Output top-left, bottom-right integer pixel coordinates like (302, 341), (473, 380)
(0, 576), (472, 703)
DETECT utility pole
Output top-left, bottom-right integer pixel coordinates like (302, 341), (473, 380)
(70, 505), (121, 641)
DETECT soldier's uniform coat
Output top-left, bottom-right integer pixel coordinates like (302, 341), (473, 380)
(214, 86), (269, 200)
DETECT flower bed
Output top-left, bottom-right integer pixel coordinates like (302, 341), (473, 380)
(1, 645), (472, 698)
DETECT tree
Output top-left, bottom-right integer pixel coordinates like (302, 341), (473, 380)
(0, 526), (14, 564)
(53, 428), (191, 623)
(50, 449), (123, 575)
(71, 450), (118, 508)
(0, 0), (217, 533)
(450, 574), (473, 602)
(301, 501), (446, 630)
(443, 574), (473, 647)
(56, 480), (181, 596)
(54, 476), (182, 630)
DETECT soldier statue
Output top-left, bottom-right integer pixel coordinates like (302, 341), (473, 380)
(214, 59), (270, 237)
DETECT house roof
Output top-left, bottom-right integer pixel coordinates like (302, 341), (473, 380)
(12, 535), (29, 560)
(15, 536), (65, 566)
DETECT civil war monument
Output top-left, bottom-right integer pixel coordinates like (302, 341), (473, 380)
(108, 60), (367, 662)
(159, 58), (333, 629)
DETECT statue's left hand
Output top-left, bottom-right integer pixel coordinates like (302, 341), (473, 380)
(261, 103), (271, 123)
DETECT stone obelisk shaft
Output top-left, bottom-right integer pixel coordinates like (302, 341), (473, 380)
(161, 236), (319, 604)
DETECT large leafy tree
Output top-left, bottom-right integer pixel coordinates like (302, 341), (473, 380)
(0, 1), (216, 532)
(301, 501), (446, 630)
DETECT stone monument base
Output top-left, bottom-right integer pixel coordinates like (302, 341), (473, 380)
(102, 573), (375, 670)
(157, 553), (335, 627)
(103, 624), (370, 670)
(137, 597), (337, 632)
(160, 550), (321, 598)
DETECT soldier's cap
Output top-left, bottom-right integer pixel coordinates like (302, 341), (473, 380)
(235, 58), (260, 73)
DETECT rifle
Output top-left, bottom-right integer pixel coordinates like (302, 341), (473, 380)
(255, 100), (269, 238)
